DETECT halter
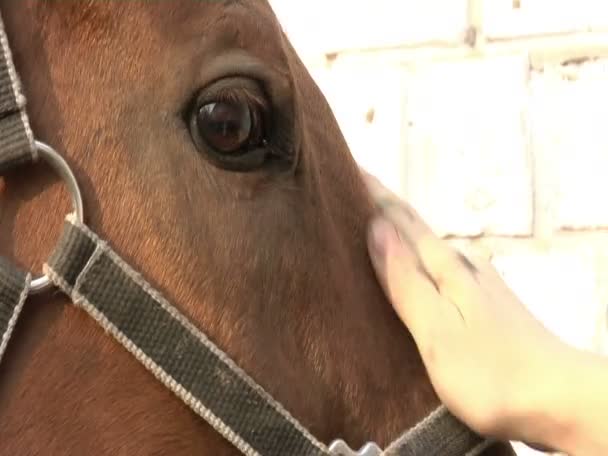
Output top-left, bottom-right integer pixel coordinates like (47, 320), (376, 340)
(0, 11), (495, 456)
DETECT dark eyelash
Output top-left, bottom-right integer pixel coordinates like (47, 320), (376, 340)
(213, 88), (269, 141)
(181, 85), (270, 133)
(212, 87), (269, 114)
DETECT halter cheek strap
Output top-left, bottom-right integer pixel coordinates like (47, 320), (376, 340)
(0, 9), (497, 456)
(0, 258), (30, 365)
(44, 216), (329, 456)
(0, 11), (36, 172)
(0, 6), (35, 367)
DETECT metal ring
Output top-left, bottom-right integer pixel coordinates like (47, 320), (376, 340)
(328, 440), (382, 456)
(28, 141), (84, 295)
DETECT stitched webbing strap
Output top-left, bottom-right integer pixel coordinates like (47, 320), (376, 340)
(0, 257), (30, 364)
(43, 217), (494, 456)
(382, 406), (494, 456)
(0, 12), (36, 173)
(44, 217), (329, 456)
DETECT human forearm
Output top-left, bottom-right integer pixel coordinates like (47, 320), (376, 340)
(516, 346), (608, 455)
(556, 348), (608, 455)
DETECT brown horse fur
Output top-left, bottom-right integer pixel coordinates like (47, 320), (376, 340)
(0, 1), (514, 455)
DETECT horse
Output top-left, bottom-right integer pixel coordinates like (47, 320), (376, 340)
(0, 1), (515, 455)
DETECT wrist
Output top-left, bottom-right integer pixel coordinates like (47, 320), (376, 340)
(552, 348), (608, 455)
(503, 341), (581, 451)
(516, 345), (606, 454)
(527, 345), (583, 452)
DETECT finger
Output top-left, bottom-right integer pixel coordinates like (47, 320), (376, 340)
(384, 205), (480, 294)
(360, 171), (421, 220)
(360, 171), (482, 312)
(358, 165), (375, 181)
(457, 252), (509, 293)
(456, 251), (480, 276)
(360, 172), (440, 253)
(380, 208), (489, 326)
(367, 216), (444, 339)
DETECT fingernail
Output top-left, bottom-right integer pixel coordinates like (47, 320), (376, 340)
(361, 170), (380, 190)
(369, 217), (400, 259)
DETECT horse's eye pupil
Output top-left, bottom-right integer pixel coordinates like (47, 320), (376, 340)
(196, 101), (254, 153)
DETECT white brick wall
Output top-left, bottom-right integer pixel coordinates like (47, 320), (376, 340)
(270, 0), (470, 59)
(530, 59), (608, 233)
(308, 63), (408, 195)
(400, 55), (533, 237)
(483, 0), (608, 39)
(270, 1), (608, 454)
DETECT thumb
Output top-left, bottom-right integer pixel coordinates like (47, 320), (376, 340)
(368, 216), (442, 342)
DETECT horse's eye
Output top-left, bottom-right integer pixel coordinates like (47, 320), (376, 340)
(196, 101), (263, 154)
(186, 79), (286, 172)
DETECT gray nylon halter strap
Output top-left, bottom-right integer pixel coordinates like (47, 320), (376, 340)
(0, 7), (496, 456)
(0, 7), (35, 367)
(0, 12), (36, 173)
(43, 216), (329, 456)
(0, 258), (30, 365)
(382, 406), (493, 456)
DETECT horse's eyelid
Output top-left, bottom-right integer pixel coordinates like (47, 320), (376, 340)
(178, 92), (200, 125)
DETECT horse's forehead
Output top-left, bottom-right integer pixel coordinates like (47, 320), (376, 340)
(39, 0), (275, 38)
(35, 0), (285, 77)
(31, 0), (286, 94)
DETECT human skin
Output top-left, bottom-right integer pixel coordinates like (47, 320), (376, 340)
(362, 171), (608, 456)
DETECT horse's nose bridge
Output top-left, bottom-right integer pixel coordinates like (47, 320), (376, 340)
(320, 215), (394, 334)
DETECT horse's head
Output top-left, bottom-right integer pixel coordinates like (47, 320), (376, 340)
(0, 1), (503, 454)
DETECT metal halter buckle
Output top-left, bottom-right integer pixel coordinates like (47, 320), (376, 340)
(328, 439), (382, 456)
(28, 140), (84, 295)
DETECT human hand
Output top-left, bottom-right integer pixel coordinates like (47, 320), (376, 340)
(362, 170), (571, 449)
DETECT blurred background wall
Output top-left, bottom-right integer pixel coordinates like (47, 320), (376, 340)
(269, 1), (608, 454)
